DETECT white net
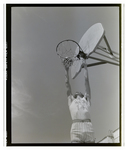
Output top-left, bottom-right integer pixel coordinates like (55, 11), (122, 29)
(56, 40), (80, 59)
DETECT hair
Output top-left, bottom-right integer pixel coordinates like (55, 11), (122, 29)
(74, 92), (84, 99)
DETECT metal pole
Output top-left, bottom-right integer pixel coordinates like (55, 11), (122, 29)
(94, 51), (119, 62)
(87, 61), (107, 67)
(88, 56), (119, 66)
(104, 35), (113, 55)
(97, 46), (119, 59)
(98, 45), (119, 55)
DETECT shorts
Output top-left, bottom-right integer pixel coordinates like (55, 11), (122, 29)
(70, 121), (95, 143)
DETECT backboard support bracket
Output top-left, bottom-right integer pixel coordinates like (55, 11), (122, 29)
(88, 56), (119, 66)
(103, 35), (113, 56)
(87, 61), (107, 67)
(86, 33), (119, 67)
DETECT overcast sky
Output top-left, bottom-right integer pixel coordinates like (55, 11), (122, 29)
(11, 6), (120, 143)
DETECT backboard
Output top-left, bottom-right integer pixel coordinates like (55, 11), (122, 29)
(78, 23), (105, 56)
(71, 23), (105, 79)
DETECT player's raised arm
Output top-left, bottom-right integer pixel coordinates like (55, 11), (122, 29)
(64, 69), (72, 97)
(82, 60), (91, 105)
(62, 58), (72, 97)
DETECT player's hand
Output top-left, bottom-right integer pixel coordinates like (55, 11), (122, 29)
(81, 58), (87, 68)
(62, 57), (73, 71)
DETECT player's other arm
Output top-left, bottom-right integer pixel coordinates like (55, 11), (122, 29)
(64, 69), (74, 106)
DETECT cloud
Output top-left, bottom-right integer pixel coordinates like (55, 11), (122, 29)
(12, 78), (37, 119)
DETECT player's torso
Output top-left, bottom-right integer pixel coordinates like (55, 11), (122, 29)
(69, 97), (91, 120)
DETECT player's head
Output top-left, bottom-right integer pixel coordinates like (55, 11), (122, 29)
(74, 92), (84, 99)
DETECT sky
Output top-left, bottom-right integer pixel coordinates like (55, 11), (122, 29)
(11, 6), (120, 143)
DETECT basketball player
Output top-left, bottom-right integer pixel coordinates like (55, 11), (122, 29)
(63, 56), (95, 143)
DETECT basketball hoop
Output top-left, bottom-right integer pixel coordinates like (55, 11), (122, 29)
(56, 39), (85, 59)
(56, 39), (88, 69)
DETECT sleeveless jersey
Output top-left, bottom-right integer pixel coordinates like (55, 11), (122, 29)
(68, 95), (91, 120)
